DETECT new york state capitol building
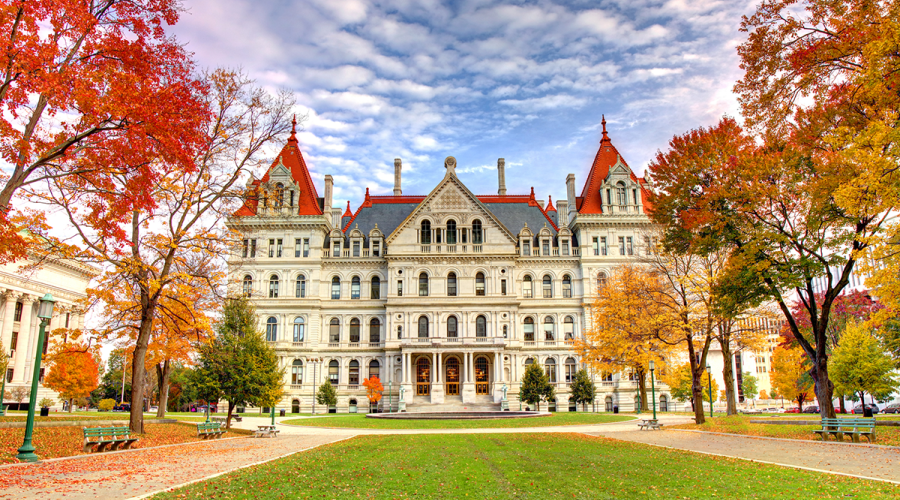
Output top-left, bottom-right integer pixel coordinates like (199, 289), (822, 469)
(228, 118), (672, 413)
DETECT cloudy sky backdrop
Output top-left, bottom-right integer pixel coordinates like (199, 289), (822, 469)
(169, 0), (756, 209)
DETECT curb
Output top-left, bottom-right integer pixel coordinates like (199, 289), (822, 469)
(0, 418), (180, 429)
(276, 416), (640, 431)
(668, 428), (900, 450)
(128, 435), (358, 499)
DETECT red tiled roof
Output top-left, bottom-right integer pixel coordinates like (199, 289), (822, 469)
(577, 115), (653, 214)
(234, 116), (323, 217)
(545, 195), (557, 212)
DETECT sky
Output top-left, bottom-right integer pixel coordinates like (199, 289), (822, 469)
(167, 0), (758, 210)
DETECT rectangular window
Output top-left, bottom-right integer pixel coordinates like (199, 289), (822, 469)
(371, 280), (380, 300)
(303, 239), (310, 257)
(10, 332), (17, 350)
(626, 237), (633, 255)
(372, 241), (380, 257)
(351, 280), (360, 299)
(592, 237), (599, 256)
(333, 241), (341, 256)
(268, 239), (275, 258)
(353, 241), (360, 257)
(501, 279), (507, 296)
(523, 280), (533, 298)
(523, 241), (531, 256)
(39, 368), (45, 384)
(601, 237), (607, 256)
(562, 240), (569, 256)
(292, 365), (302, 385)
(42, 334), (49, 355)
(250, 239), (256, 258)
(296, 280), (306, 298)
(276, 239), (283, 257)
(619, 236), (625, 256)
(14, 302), (22, 322)
(5, 368), (11, 383)
(295, 238), (302, 257)
(242, 239), (249, 258)
(524, 322), (534, 342)
(633, 189), (638, 205)
(397, 280), (403, 297)
(331, 281), (340, 300)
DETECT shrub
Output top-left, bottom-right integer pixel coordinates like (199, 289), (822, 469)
(98, 398), (117, 411)
(39, 398), (54, 408)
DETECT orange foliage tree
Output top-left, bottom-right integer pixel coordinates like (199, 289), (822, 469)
(31, 70), (295, 432)
(363, 377), (383, 409)
(43, 341), (100, 412)
(0, 0), (208, 262)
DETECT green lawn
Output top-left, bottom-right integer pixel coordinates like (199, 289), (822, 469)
(153, 433), (899, 499)
(672, 415), (900, 446)
(280, 413), (633, 429)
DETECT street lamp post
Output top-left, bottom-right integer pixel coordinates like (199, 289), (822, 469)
(16, 294), (55, 463)
(310, 358), (320, 415)
(650, 360), (657, 420)
(0, 374), (6, 417)
(706, 363), (713, 418)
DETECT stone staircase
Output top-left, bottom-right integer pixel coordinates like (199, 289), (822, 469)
(405, 396), (501, 413)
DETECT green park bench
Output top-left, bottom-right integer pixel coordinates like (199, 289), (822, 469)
(82, 426), (138, 453)
(813, 418), (876, 443)
(196, 421), (226, 439)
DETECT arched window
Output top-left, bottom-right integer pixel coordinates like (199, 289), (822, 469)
(447, 272), (457, 296)
(349, 360), (360, 385)
(446, 219), (457, 244)
(293, 317), (305, 343)
(242, 275), (252, 297)
(545, 358), (557, 383)
(421, 220), (432, 244)
(419, 272), (429, 296)
(371, 276), (381, 299)
(329, 318), (340, 343)
(265, 317), (277, 342)
(475, 272), (485, 296)
(616, 181), (627, 206)
(291, 359), (303, 385)
(562, 275), (572, 298)
(349, 318), (360, 343)
(351, 276), (361, 299)
(269, 274), (279, 298)
(597, 272), (608, 291)
(328, 360), (339, 384)
(523, 275), (533, 298)
(369, 360), (380, 380)
(369, 318), (381, 343)
(476, 315), (487, 337)
(542, 274), (552, 298)
(472, 219), (483, 244)
(565, 357), (577, 383)
(544, 316), (555, 341)
(524, 357), (534, 368)
(292, 399), (300, 414)
(564, 316), (575, 340)
(418, 316), (429, 339)
(447, 316), (458, 338)
(331, 277), (341, 299)
(524, 317), (535, 342)
(295, 274), (306, 298)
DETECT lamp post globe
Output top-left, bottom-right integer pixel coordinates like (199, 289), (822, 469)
(16, 294), (55, 462)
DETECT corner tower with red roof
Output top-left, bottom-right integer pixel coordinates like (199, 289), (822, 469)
(228, 117), (664, 414)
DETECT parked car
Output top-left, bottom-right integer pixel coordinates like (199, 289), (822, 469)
(784, 407), (801, 413)
(113, 403), (131, 412)
(882, 403), (900, 414)
(764, 407), (781, 413)
(148, 406), (158, 412)
(802, 406), (819, 414)
(741, 408), (762, 414)
(851, 404), (880, 415)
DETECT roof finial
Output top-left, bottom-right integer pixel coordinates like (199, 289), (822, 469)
(601, 114), (609, 142)
(292, 114), (297, 134)
(343, 200), (352, 218)
(546, 195), (556, 212)
(530, 187), (535, 200)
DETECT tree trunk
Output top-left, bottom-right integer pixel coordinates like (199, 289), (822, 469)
(155, 359), (171, 418)
(69, 398), (74, 413)
(691, 366), (707, 424)
(811, 356), (836, 419)
(226, 400), (234, 429)
(637, 370), (649, 411)
(129, 313), (155, 434)
(721, 342), (737, 416)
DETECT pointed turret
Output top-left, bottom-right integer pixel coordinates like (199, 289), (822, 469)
(577, 115), (650, 214)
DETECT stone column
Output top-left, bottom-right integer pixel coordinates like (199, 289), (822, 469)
(0, 292), (16, 362)
(437, 352), (442, 383)
(463, 351), (469, 383)
(13, 295), (34, 383)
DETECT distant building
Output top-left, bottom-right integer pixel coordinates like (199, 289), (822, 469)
(228, 117), (674, 413)
(0, 250), (98, 410)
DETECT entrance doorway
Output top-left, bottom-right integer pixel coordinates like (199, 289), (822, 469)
(416, 357), (431, 396)
(445, 357), (460, 395)
(475, 356), (489, 395)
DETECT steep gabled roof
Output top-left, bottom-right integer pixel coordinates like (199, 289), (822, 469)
(234, 117), (322, 216)
(577, 115), (653, 214)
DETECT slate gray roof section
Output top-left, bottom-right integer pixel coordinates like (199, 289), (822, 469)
(484, 203), (557, 236)
(346, 203), (419, 239)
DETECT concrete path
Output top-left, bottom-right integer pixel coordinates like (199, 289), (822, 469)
(585, 428), (900, 483)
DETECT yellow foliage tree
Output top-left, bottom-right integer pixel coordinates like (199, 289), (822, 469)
(771, 345), (814, 410)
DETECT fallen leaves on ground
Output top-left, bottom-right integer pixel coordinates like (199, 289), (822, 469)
(672, 415), (900, 446)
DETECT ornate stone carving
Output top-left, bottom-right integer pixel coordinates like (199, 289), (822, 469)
(432, 187), (466, 211)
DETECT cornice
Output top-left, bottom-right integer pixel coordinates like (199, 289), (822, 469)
(0, 272), (86, 302)
(227, 215), (330, 231)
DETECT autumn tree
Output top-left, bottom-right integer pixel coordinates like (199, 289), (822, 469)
(32, 70), (294, 432)
(663, 363), (718, 411)
(520, 361), (554, 412)
(42, 341), (100, 412)
(195, 297), (283, 429)
(830, 321), (899, 406)
(0, 341), (7, 410)
(0, 0), (209, 262)
(771, 345), (814, 411)
(577, 264), (678, 412)
(363, 376), (383, 411)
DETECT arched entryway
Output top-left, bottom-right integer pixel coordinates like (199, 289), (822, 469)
(605, 396), (614, 412)
(416, 357), (431, 396)
(445, 357), (460, 396)
(291, 399), (300, 414)
(474, 356), (490, 395)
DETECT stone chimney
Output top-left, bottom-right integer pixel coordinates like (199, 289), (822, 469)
(393, 158), (402, 196)
(558, 200), (569, 226)
(324, 175), (334, 214)
(566, 174), (577, 222)
(497, 158), (507, 196)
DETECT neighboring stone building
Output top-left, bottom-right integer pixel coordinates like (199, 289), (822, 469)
(228, 117), (672, 412)
(0, 250), (98, 410)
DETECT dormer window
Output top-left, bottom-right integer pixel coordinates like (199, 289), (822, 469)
(372, 241), (380, 256)
(275, 183), (284, 208)
(616, 182), (627, 206)
(421, 220), (432, 244)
